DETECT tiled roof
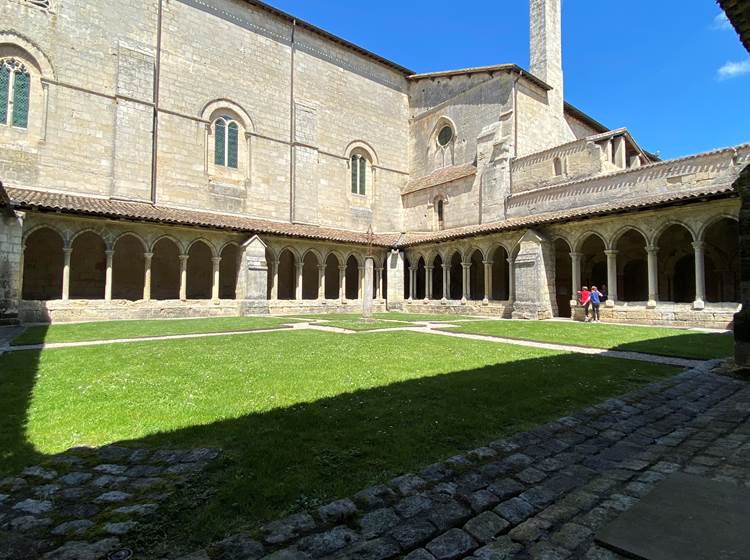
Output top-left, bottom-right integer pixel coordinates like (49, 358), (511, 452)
(3, 186), (401, 247)
(719, 0), (750, 52)
(399, 185), (737, 247)
(402, 164), (477, 195)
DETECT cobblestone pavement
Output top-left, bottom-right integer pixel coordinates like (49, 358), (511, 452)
(0, 446), (219, 559)
(175, 360), (750, 560)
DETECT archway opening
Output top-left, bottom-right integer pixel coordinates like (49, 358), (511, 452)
(382, 261), (388, 300)
(113, 235), (145, 301)
(657, 224), (694, 303)
(704, 218), (740, 302)
(22, 227), (64, 300)
(580, 234), (606, 290)
(152, 238), (180, 300)
(469, 250), (484, 301)
(277, 249), (296, 300)
(345, 256), (359, 300)
(187, 241), (213, 299)
(449, 252), (462, 300)
(616, 229), (648, 302)
(302, 252), (319, 300)
(554, 239), (572, 317)
(70, 232), (106, 299)
(491, 246), (510, 301)
(325, 254), (340, 300)
(415, 257), (426, 300)
(432, 254), (444, 300)
(219, 244), (239, 300)
(403, 257), (411, 299)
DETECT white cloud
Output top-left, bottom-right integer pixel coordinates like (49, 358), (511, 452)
(718, 59), (750, 79)
(712, 12), (732, 31)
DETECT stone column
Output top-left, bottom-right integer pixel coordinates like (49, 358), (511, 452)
(462, 262), (470, 303)
(692, 241), (706, 310)
(507, 257), (516, 302)
(604, 249), (618, 307)
(62, 247), (72, 301)
(646, 245), (659, 308)
(442, 263), (450, 302)
(358, 266), (364, 301)
(318, 264), (326, 300)
(238, 235), (269, 303)
(339, 265), (346, 302)
(270, 260), (279, 300)
(570, 252), (582, 293)
(425, 266), (433, 301)
(483, 260), (492, 304)
(375, 268), (383, 301)
(408, 266), (416, 300)
(179, 254), (189, 301)
(143, 252), (153, 301)
(104, 249), (114, 301)
(211, 256), (222, 301)
(363, 257), (374, 318)
(295, 260), (303, 300)
(385, 250), (405, 309)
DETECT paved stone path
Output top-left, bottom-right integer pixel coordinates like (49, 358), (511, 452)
(0, 322), (703, 369)
(173, 360), (750, 560)
(0, 445), (220, 559)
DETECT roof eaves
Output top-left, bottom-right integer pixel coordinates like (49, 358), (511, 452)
(718, 0), (750, 53)
(408, 64), (552, 91)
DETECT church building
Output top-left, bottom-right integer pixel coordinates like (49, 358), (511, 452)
(0, 0), (746, 328)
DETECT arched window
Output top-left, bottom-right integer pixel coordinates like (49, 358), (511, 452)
(351, 154), (366, 195)
(214, 115), (239, 169)
(553, 157), (564, 177)
(0, 58), (30, 129)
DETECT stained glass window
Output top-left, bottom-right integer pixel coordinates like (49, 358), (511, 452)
(0, 65), (9, 125)
(214, 118), (226, 166)
(0, 59), (31, 130)
(437, 125), (453, 147)
(351, 156), (358, 193)
(214, 116), (240, 169)
(12, 70), (30, 129)
(350, 154), (367, 195)
(227, 121), (239, 169)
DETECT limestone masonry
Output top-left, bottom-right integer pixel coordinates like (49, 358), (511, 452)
(0, 0), (747, 327)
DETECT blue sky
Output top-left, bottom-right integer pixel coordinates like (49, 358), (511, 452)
(268, 0), (749, 160)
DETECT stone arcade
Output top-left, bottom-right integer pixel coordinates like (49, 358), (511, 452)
(0, 0), (746, 328)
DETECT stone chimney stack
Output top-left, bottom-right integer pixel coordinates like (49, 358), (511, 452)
(530, 0), (564, 116)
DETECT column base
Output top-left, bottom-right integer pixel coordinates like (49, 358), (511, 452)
(693, 299), (705, 310)
(605, 300), (615, 308)
(482, 298), (489, 305)
(647, 299), (657, 309)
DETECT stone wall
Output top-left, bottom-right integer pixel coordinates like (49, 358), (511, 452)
(573, 302), (738, 330)
(734, 165), (750, 367)
(0, 210), (23, 316)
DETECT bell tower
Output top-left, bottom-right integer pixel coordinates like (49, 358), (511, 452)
(530, 0), (564, 116)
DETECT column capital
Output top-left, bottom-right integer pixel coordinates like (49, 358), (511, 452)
(317, 264), (326, 271)
(63, 247), (73, 256)
(339, 265), (347, 272)
(691, 240), (706, 251)
(143, 252), (154, 260)
(375, 267), (383, 273)
(482, 260), (494, 266)
(646, 245), (659, 254)
(179, 254), (190, 263)
(105, 249), (115, 257)
(604, 249), (619, 257)
(442, 264), (450, 271)
(507, 257), (515, 265)
(569, 251), (582, 259)
(425, 265), (434, 271)
(212, 256), (222, 265)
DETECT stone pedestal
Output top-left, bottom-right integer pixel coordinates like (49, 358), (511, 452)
(386, 250), (405, 310)
(511, 229), (554, 320)
(238, 235), (269, 304)
(734, 165), (750, 369)
(363, 257), (374, 319)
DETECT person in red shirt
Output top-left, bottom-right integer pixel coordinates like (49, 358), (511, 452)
(577, 286), (591, 322)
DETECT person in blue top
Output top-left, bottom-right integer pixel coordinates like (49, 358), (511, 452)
(589, 286), (602, 322)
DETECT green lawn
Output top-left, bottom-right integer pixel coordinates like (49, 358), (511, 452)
(441, 320), (733, 360)
(293, 312), (479, 323)
(11, 316), (298, 345)
(314, 319), (417, 331)
(0, 329), (677, 553)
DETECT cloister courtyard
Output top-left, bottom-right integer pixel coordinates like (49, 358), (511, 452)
(0, 313), (744, 560)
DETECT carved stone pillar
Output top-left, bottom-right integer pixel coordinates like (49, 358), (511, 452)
(483, 260), (492, 304)
(442, 263), (450, 302)
(646, 245), (659, 308)
(295, 260), (303, 301)
(143, 252), (153, 301)
(692, 241), (706, 310)
(604, 249), (618, 307)
(105, 249), (114, 301)
(211, 256), (222, 301)
(425, 266), (433, 301)
(339, 265), (346, 302)
(62, 247), (72, 301)
(318, 264), (326, 300)
(179, 254), (189, 301)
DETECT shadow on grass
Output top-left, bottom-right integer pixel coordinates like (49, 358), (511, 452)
(0, 329), (681, 554)
(610, 332), (733, 360)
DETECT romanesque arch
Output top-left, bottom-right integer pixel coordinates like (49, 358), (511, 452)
(403, 256), (411, 299)
(657, 224), (694, 303)
(468, 249), (484, 301)
(415, 256), (426, 300)
(449, 252), (462, 300)
(553, 238), (572, 317)
(151, 237), (180, 300)
(219, 244), (239, 299)
(22, 227), (63, 300)
(491, 246), (510, 301)
(70, 231), (106, 299)
(580, 233), (606, 289)
(616, 229), (648, 302)
(704, 217), (740, 303)
(112, 234), (146, 301)
(277, 249), (296, 300)
(186, 240), (213, 299)
(302, 251), (320, 300)
(432, 254), (444, 300)
(325, 253), (340, 300)
(345, 255), (359, 300)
